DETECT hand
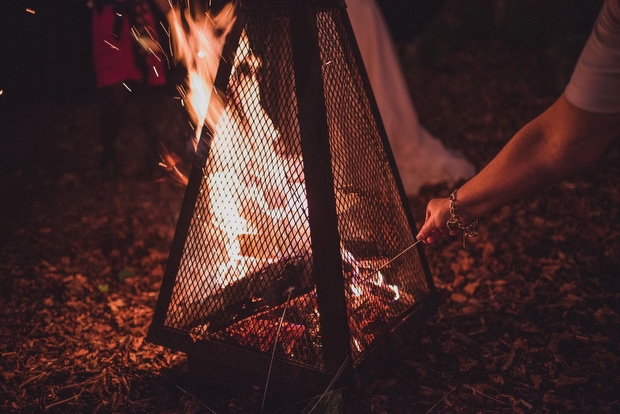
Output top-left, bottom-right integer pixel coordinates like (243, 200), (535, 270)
(416, 198), (458, 244)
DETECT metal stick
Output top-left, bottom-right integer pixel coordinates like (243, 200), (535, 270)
(261, 288), (293, 414)
(356, 238), (423, 286)
(375, 239), (422, 273)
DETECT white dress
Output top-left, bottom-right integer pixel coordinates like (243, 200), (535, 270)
(346, 0), (475, 195)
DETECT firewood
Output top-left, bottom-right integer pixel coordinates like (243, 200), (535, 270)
(180, 254), (313, 332)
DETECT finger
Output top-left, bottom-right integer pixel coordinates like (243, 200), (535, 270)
(416, 223), (430, 241)
(417, 223), (436, 241)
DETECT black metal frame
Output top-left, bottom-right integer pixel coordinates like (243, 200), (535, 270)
(147, 0), (436, 391)
(289, 0), (352, 375)
(336, 4), (435, 294)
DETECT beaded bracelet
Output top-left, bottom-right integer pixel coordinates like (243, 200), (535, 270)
(446, 189), (479, 247)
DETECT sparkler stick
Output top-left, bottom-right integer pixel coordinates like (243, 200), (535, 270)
(260, 287), (294, 414)
(175, 385), (217, 414)
(356, 238), (423, 286)
(374, 239), (422, 274)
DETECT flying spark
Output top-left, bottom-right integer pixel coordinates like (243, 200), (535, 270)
(122, 83), (132, 92)
(104, 40), (119, 50)
(26, 8), (36, 14)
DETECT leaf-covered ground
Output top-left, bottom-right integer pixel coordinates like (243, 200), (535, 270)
(2, 19), (620, 414)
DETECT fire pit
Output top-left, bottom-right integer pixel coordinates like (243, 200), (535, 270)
(148, 0), (436, 391)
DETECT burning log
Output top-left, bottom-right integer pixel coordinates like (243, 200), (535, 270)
(179, 253), (313, 332)
(224, 317), (306, 353)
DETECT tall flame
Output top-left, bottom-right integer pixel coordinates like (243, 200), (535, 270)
(205, 32), (311, 286)
(167, 4), (237, 149)
(167, 3), (310, 287)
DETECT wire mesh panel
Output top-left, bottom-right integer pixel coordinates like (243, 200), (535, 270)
(149, 0), (435, 384)
(315, 8), (431, 362)
(162, 9), (323, 369)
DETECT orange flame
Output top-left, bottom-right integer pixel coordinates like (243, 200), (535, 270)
(166, 4), (237, 149)
(167, 4), (310, 286)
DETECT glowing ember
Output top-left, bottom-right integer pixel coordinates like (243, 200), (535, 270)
(157, 143), (189, 186)
(373, 271), (383, 286)
(350, 284), (363, 297)
(130, 25), (164, 62)
(388, 284), (400, 301)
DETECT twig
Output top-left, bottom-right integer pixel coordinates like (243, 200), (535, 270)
(307, 356), (350, 414)
(44, 394), (79, 411)
(261, 289), (293, 414)
(501, 346), (516, 371)
(269, 387), (347, 413)
(486, 278), (495, 300)
(54, 371), (106, 393)
(56, 378), (101, 392)
(175, 385), (218, 414)
(518, 398), (533, 409)
(20, 372), (47, 388)
(425, 386), (456, 413)
(463, 383), (506, 405)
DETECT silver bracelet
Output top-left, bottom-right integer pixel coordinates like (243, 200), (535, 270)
(446, 189), (479, 247)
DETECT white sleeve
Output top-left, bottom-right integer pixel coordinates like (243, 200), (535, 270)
(564, 0), (620, 113)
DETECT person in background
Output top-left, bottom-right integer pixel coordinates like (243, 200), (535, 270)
(346, 0), (476, 196)
(417, 0), (620, 245)
(91, 0), (170, 179)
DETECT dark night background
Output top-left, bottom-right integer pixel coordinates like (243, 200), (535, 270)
(0, 0), (603, 101)
(3, 1), (620, 413)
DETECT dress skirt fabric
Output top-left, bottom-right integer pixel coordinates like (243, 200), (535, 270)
(346, 0), (475, 195)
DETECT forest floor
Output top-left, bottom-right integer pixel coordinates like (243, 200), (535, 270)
(2, 19), (620, 414)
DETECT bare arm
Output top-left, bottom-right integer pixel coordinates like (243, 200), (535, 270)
(417, 93), (620, 244)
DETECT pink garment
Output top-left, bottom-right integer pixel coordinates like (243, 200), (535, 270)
(565, 0), (620, 113)
(346, 0), (475, 195)
(92, 4), (166, 89)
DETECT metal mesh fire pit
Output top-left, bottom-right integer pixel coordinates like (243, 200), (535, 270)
(148, 0), (436, 390)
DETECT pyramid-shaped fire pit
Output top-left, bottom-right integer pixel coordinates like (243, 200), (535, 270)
(148, 0), (436, 390)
